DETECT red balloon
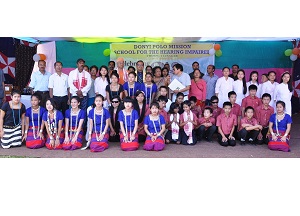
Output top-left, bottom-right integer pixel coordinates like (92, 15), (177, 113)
(214, 44), (221, 50)
(292, 48), (300, 55)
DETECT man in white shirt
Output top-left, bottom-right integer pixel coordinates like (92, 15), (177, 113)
(68, 58), (92, 111)
(170, 63), (191, 102)
(29, 60), (51, 108)
(48, 61), (70, 116)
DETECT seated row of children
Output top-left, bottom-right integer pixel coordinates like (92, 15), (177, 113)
(0, 87), (292, 153)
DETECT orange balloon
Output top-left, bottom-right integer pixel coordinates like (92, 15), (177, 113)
(39, 54), (46, 60)
(214, 44), (221, 50)
(292, 48), (300, 55)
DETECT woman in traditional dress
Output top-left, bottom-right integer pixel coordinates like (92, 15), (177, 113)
(42, 98), (65, 150)
(63, 96), (85, 150)
(24, 93), (47, 149)
(123, 71), (141, 99)
(268, 101), (292, 152)
(0, 90), (26, 149)
(133, 90), (147, 143)
(140, 72), (157, 105)
(143, 102), (166, 151)
(87, 94), (111, 152)
(118, 96), (139, 151)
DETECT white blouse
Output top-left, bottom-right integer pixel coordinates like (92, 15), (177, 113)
(94, 77), (109, 98)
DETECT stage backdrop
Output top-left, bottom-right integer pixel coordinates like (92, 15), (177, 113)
(110, 43), (214, 74)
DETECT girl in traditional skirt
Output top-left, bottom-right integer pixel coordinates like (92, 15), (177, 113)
(87, 94), (111, 152)
(165, 102), (182, 144)
(118, 96), (139, 151)
(143, 102), (166, 151)
(42, 98), (65, 150)
(23, 93), (47, 149)
(0, 90), (26, 149)
(63, 96), (85, 150)
(133, 90), (147, 143)
(179, 100), (199, 145)
(268, 101), (292, 152)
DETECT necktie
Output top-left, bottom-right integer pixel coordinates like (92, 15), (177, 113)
(138, 72), (143, 83)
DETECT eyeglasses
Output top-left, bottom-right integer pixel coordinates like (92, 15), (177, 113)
(211, 101), (218, 104)
(112, 101), (119, 103)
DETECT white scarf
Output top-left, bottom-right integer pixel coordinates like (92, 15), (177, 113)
(183, 111), (193, 144)
(170, 113), (179, 140)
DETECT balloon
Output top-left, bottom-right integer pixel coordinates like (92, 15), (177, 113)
(290, 54), (297, 61)
(110, 51), (117, 59)
(39, 54), (46, 60)
(292, 48), (300, 55)
(284, 49), (292, 56)
(33, 54), (40, 62)
(214, 44), (221, 50)
(215, 50), (222, 57)
(209, 48), (215, 55)
(103, 49), (111, 56)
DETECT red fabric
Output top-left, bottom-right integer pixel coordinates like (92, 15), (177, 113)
(241, 96), (262, 117)
(239, 117), (258, 131)
(206, 106), (222, 121)
(256, 105), (274, 127)
(221, 103), (242, 117)
(120, 132), (139, 151)
(216, 113), (237, 135)
(73, 72), (87, 90)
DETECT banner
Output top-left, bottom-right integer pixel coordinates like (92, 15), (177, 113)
(110, 43), (214, 74)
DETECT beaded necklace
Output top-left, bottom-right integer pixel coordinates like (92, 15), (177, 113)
(70, 108), (80, 140)
(145, 83), (152, 105)
(151, 114), (161, 135)
(31, 106), (40, 139)
(94, 108), (104, 141)
(11, 101), (21, 126)
(123, 109), (132, 138)
(128, 82), (135, 97)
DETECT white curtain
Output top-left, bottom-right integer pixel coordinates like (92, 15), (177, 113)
(32, 41), (56, 74)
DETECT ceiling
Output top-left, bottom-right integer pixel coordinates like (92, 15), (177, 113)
(14, 37), (299, 44)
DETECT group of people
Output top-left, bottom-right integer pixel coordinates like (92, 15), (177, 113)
(0, 58), (294, 153)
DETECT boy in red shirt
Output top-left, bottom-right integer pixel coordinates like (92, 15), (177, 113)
(238, 106), (262, 145)
(241, 85), (262, 117)
(197, 107), (216, 142)
(255, 93), (274, 144)
(206, 96), (222, 122)
(216, 102), (237, 147)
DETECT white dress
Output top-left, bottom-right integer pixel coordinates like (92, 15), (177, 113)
(233, 80), (246, 105)
(94, 77), (109, 108)
(215, 76), (234, 108)
(260, 80), (279, 108)
(245, 81), (259, 97)
(273, 83), (292, 116)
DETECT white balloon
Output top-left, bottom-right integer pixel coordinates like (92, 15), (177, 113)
(209, 48), (215, 55)
(290, 54), (297, 61)
(33, 54), (40, 62)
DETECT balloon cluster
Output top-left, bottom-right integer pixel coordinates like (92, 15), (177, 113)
(284, 48), (300, 61)
(209, 44), (222, 57)
(33, 53), (46, 61)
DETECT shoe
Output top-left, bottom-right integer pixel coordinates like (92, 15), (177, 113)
(240, 138), (246, 146)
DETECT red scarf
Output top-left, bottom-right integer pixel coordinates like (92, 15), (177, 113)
(73, 71), (87, 90)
